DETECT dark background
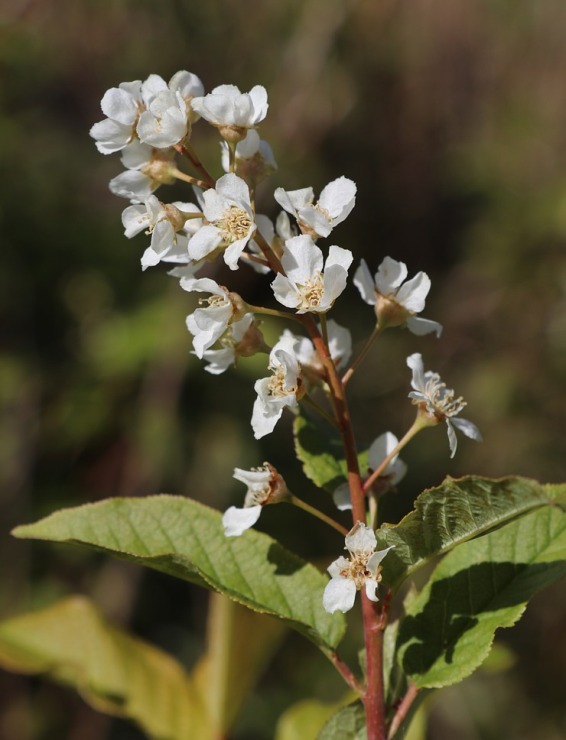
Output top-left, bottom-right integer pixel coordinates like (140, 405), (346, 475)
(1, 1), (565, 737)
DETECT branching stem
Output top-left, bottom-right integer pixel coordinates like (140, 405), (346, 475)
(289, 495), (348, 536)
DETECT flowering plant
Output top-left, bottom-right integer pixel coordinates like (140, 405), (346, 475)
(3, 71), (565, 740)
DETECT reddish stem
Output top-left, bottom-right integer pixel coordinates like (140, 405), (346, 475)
(388, 683), (419, 739)
(299, 315), (386, 740)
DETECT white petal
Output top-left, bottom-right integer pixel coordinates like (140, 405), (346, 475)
(247, 85), (269, 124)
(281, 235), (323, 283)
(446, 420), (458, 458)
(406, 316), (443, 337)
(187, 225), (223, 260)
(320, 264), (348, 310)
(224, 236), (249, 270)
(451, 416), (482, 442)
(233, 467), (271, 488)
(298, 207), (333, 238)
(318, 176), (357, 221)
(353, 260), (377, 306)
(406, 353), (425, 391)
(110, 170), (153, 201)
(141, 246), (160, 271)
(326, 320), (352, 368)
(273, 186), (313, 217)
(100, 87), (139, 125)
(215, 173), (252, 210)
(322, 577), (357, 614)
(251, 393), (283, 439)
(365, 579), (380, 602)
(326, 245), (354, 273)
(222, 505), (262, 537)
(122, 205), (149, 238)
(395, 272), (431, 313)
(202, 348), (235, 375)
(332, 483), (352, 511)
(368, 432), (399, 473)
(271, 274), (301, 309)
(374, 257), (408, 295)
(367, 546), (395, 573)
(345, 522), (377, 556)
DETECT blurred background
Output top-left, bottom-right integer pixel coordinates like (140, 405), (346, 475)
(1, 0), (566, 737)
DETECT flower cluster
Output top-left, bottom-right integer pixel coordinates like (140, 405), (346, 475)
(92, 71), (481, 616)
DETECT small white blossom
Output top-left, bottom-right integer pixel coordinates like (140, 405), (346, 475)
(271, 235), (353, 314)
(222, 463), (288, 537)
(191, 84), (268, 142)
(354, 257), (442, 337)
(109, 142), (176, 201)
(323, 523), (394, 614)
(136, 71), (204, 149)
(188, 173), (256, 270)
(201, 314), (267, 375)
(90, 80), (144, 154)
(274, 176), (356, 239)
(407, 353), (482, 458)
(121, 196), (196, 270)
(252, 333), (303, 439)
(183, 278), (246, 358)
(333, 432), (407, 511)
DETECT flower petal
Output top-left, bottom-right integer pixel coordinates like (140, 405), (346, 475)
(353, 260), (377, 306)
(406, 316), (443, 337)
(322, 577), (357, 614)
(222, 505), (262, 537)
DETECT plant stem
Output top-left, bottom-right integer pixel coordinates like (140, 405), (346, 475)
(245, 303), (302, 324)
(289, 495), (348, 536)
(388, 683), (419, 739)
(174, 142), (216, 188)
(363, 416), (427, 494)
(342, 323), (382, 386)
(326, 650), (364, 694)
(170, 167), (208, 189)
(299, 315), (386, 740)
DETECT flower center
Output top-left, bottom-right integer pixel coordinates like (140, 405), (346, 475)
(423, 373), (466, 419)
(340, 554), (381, 591)
(267, 367), (297, 398)
(218, 205), (252, 243)
(296, 273), (324, 309)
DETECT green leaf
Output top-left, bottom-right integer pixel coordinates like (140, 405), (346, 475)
(0, 596), (208, 740)
(318, 702), (366, 740)
(13, 496), (345, 651)
(376, 475), (566, 589)
(294, 412), (368, 492)
(395, 503), (566, 688)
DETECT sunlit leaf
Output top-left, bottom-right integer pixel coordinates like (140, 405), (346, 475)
(0, 596), (208, 740)
(13, 496), (345, 651)
(376, 476), (566, 589)
(395, 504), (566, 688)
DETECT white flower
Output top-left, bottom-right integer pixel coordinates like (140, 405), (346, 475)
(407, 353), (482, 458)
(271, 236), (353, 313)
(220, 129), (277, 185)
(183, 278), (247, 358)
(333, 432), (407, 511)
(90, 80), (144, 154)
(274, 176), (356, 239)
(201, 314), (267, 375)
(287, 321), (351, 387)
(121, 196), (195, 269)
(188, 173), (256, 270)
(251, 333), (303, 439)
(222, 463), (288, 537)
(109, 142), (176, 202)
(191, 84), (268, 142)
(136, 70), (204, 148)
(354, 257), (442, 337)
(322, 523), (394, 614)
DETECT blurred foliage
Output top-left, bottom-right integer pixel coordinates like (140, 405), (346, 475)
(1, 0), (566, 737)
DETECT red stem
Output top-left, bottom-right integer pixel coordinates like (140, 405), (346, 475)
(299, 315), (386, 740)
(388, 683), (419, 739)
